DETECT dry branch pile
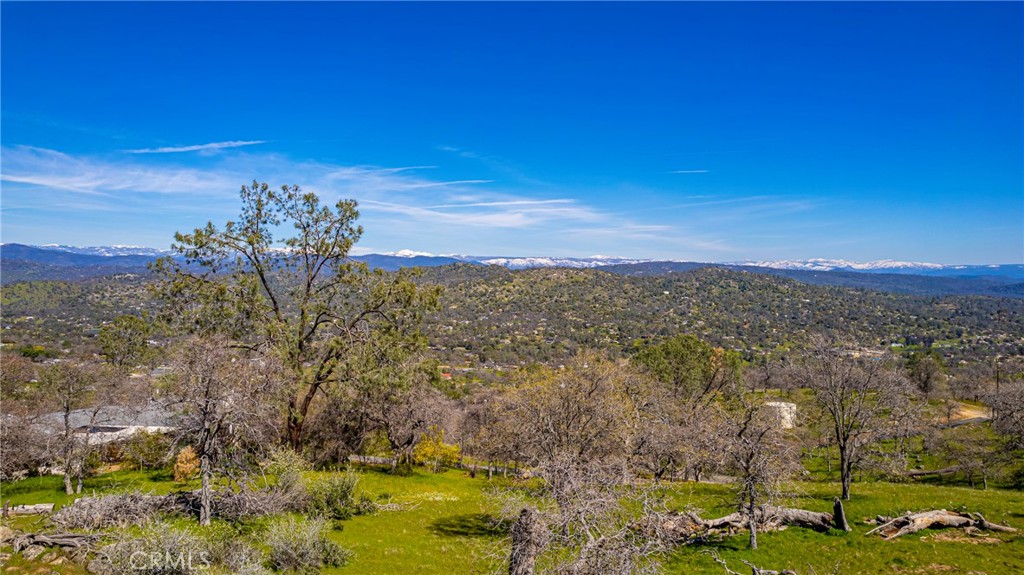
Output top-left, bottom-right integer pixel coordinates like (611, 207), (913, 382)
(49, 491), (173, 529)
(866, 509), (1017, 540)
(47, 484), (300, 530)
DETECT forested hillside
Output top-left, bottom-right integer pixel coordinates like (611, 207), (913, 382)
(417, 265), (1024, 365)
(6, 264), (1021, 366)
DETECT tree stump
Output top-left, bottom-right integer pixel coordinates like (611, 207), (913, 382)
(833, 497), (851, 532)
(509, 507), (546, 575)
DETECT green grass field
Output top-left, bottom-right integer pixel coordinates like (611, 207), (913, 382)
(3, 467), (1023, 574)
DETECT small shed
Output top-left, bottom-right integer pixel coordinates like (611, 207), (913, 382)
(764, 401), (798, 429)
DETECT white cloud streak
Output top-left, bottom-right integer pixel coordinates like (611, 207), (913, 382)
(125, 140), (267, 154)
(1, 145), (745, 258)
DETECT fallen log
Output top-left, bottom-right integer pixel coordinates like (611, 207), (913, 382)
(11, 532), (101, 553)
(906, 466), (960, 478)
(658, 505), (834, 543)
(761, 506), (834, 532)
(2, 502), (55, 517)
(867, 509), (1017, 539)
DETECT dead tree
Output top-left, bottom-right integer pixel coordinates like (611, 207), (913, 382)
(37, 362), (97, 495)
(795, 337), (913, 500)
(725, 400), (799, 549)
(168, 336), (284, 525)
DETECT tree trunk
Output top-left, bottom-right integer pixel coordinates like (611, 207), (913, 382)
(63, 471), (74, 496)
(509, 507), (544, 575)
(287, 402), (304, 451)
(839, 451), (852, 500)
(833, 497), (851, 532)
(199, 454), (212, 526)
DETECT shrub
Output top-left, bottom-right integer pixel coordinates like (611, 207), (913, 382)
(306, 471), (367, 520)
(413, 426), (462, 473)
(264, 516), (352, 574)
(221, 541), (273, 575)
(174, 446), (199, 483)
(263, 446), (310, 490)
(123, 431), (173, 471)
(92, 521), (211, 575)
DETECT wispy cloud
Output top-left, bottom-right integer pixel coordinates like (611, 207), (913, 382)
(438, 144), (551, 187)
(428, 199), (573, 209)
(124, 140), (266, 154)
(1, 146), (239, 197)
(396, 180), (493, 190)
(671, 169), (710, 174)
(1, 144), (751, 258)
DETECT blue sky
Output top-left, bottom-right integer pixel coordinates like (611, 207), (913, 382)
(1, 2), (1021, 264)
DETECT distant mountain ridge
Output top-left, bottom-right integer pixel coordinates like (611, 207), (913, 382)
(729, 258), (1024, 279)
(1, 244), (1022, 298)
(35, 245), (174, 257)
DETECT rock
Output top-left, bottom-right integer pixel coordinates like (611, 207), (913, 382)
(22, 544), (47, 560)
(41, 551), (58, 563)
(87, 558), (110, 574)
(0, 552), (11, 563)
(0, 525), (16, 543)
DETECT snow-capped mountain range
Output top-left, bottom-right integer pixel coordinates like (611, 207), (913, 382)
(473, 256), (649, 269)
(729, 258), (948, 272)
(37, 244), (173, 257)
(2, 244), (1021, 278)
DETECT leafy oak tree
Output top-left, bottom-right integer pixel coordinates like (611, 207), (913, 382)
(151, 181), (440, 449)
(98, 314), (153, 369)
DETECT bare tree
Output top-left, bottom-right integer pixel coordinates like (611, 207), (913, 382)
(494, 353), (669, 574)
(453, 387), (513, 478)
(723, 400), (799, 549)
(631, 335), (739, 482)
(37, 361), (102, 495)
(502, 455), (667, 575)
(360, 377), (453, 471)
(987, 379), (1024, 448)
(503, 352), (637, 466)
(795, 337), (913, 500)
(0, 353), (47, 481)
(167, 335), (285, 525)
(949, 362), (993, 402)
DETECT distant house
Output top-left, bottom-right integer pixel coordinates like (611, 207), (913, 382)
(37, 401), (177, 445)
